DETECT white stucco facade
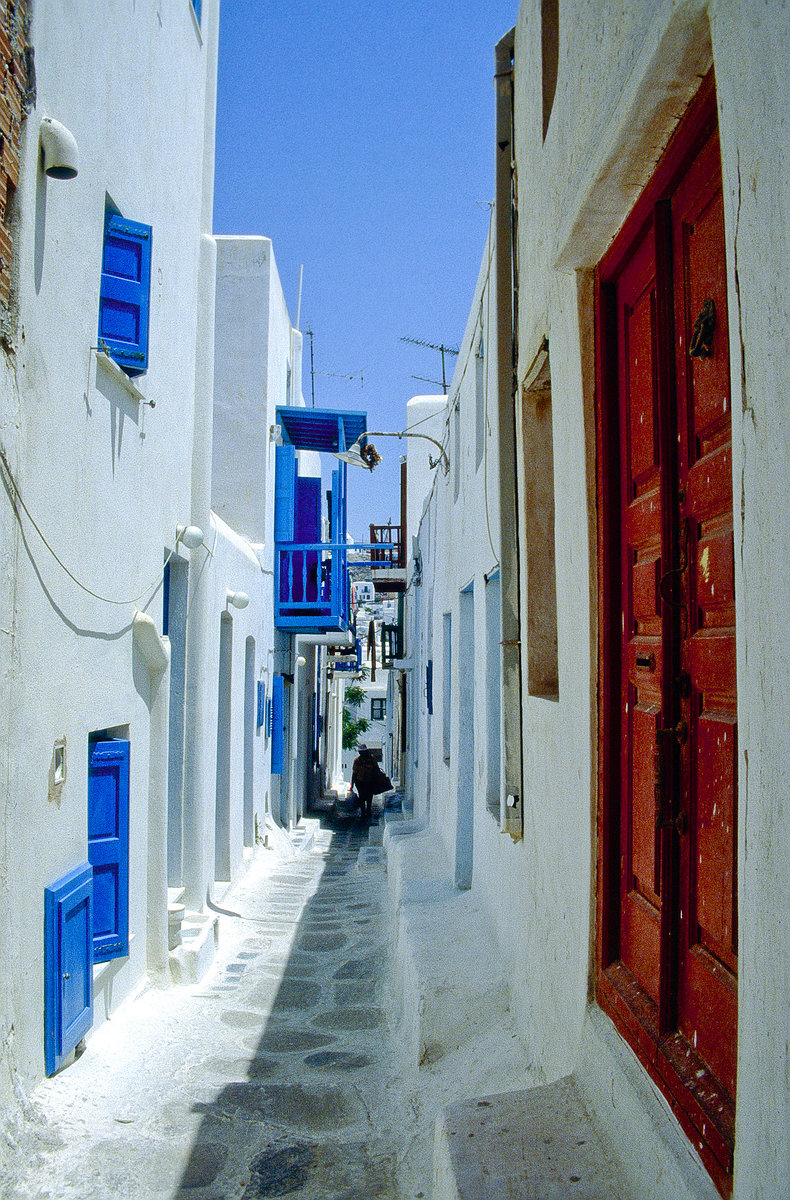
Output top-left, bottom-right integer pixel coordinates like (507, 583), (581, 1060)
(0, 0), (321, 1116)
(401, 3), (790, 1197)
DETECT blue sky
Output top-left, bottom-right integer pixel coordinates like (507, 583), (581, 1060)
(213, 1), (517, 540)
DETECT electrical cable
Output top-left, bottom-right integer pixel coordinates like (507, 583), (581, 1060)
(0, 444), (182, 606)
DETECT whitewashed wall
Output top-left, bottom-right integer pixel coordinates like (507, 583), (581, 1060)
(406, 2), (790, 1195)
(0, 0), (218, 1092)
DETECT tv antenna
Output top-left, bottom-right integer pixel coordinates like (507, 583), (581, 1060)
(400, 336), (460, 394)
(304, 327), (363, 407)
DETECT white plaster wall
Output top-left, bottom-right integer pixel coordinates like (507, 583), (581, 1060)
(1, 0), (217, 1087)
(203, 514), (273, 890)
(406, 240), (501, 876)
(405, 1), (790, 1194)
(212, 235), (295, 547)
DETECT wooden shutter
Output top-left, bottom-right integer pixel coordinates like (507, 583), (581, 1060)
(256, 680), (266, 729)
(98, 213), (152, 377)
(88, 739), (130, 963)
(44, 863), (93, 1075)
(295, 477), (321, 542)
(271, 675), (285, 775)
(274, 446), (297, 543)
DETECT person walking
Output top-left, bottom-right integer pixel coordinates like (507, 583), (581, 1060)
(351, 744), (377, 821)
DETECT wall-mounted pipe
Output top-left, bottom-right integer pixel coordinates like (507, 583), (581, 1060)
(39, 117), (79, 179)
(494, 28), (524, 840)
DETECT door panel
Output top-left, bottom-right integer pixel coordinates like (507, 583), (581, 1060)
(673, 128), (737, 1098)
(88, 739), (130, 962)
(599, 84), (737, 1193)
(617, 227), (664, 1006)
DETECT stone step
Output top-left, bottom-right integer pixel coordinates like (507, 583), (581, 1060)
(433, 1078), (630, 1200)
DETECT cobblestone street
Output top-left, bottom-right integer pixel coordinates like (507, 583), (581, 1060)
(8, 818), (419, 1200)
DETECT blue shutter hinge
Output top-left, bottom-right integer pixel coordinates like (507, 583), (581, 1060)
(110, 223), (150, 239)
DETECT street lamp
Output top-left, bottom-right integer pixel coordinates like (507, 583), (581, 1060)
(334, 430), (449, 475)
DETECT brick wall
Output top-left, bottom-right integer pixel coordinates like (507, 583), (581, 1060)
(0, 0), (26, 307)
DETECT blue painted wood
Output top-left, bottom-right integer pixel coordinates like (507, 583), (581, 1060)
(274, 445), (296, 543)
(162, 559), (170, 637)
(88, 739), (130, 963)
(191, 0), (201, 20)
(44, 863), (93, 1075)
(271, 676), (285, 775)
(294, 477), (321, 542)
(257, 680), (266, 729)
(98, 212), (152, 377)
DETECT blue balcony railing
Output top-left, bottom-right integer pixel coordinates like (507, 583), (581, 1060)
(275, 542), (401, 633)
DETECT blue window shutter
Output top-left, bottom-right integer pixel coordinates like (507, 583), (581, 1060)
(294, 477), (321, 543)
(88, 739), (130, 963)
(191, 0), (201, 21)
(98, 213), (152, 377)
(274, 445), (296, 543)
(271, 675), (285, 774)
(427, 660), (434, 715)
(44, 863), (93, 1075)
(257, 680), (266, 729)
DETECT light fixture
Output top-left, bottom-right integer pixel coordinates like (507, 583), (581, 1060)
(335, 430), (449, 474)
(226, 590), (250, 609)
(39, 117), (79, 179)
(176, 524), (204, 550)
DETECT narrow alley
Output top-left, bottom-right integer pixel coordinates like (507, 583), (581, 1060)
(8, 816), (415, 1200)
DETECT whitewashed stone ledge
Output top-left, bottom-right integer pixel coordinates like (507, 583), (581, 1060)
(433, 1078), (630, 1200)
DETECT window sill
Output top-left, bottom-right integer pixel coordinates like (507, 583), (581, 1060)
(96, 351), (146, 403)
(92, 931), (134, 986)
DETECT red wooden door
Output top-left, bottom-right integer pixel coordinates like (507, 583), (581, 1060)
(598, 79), (736, 1193)
(672, 129), (737, 1099)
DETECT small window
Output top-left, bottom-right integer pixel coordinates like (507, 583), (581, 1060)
(98, 212), (152, 377)
(521, 344), (559, 699)
(271, 675), (285, 774)
(542, 0), (559, 140)
(371, 698), (386, 721)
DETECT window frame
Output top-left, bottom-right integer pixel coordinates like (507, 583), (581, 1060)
(98, 211), (152, 378)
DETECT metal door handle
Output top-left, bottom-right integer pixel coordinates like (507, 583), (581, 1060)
(658, 719), (688, 745)
(659, 568), (683, 607)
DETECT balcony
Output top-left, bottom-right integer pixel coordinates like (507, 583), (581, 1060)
(276, 542), (351, 632)
(368, 523), (407, 592)
(273, 404), (367, 634)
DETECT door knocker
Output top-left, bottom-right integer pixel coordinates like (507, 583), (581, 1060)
(689, 298), (716, 358)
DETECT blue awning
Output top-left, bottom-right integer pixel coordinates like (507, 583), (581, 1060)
(276, 406), (367, 453)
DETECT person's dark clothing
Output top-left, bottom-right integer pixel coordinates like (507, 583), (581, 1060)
(352, 749), (377, 819)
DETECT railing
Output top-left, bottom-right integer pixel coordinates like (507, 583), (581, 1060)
(370, 524), (404, 569)
(276, 542), (349, 630)
(275, 542), (402, 631)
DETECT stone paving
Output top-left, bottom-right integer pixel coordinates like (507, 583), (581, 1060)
(8, 816), (420, 1200)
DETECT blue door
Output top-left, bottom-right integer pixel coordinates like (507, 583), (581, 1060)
(44, 863), (93, 1075)
(88, 739), (130, 962)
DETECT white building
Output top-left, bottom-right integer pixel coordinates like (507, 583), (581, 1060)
(398, 4), (790, 1197)
(0, 0), (344, 1116)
